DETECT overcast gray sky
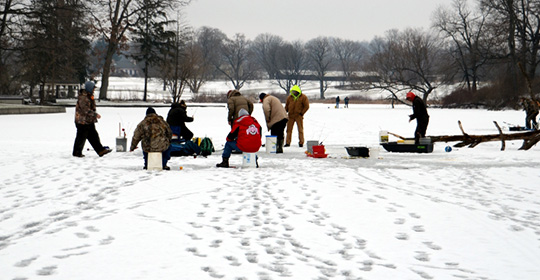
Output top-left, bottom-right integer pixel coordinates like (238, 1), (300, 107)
(183, 0), (454, 42)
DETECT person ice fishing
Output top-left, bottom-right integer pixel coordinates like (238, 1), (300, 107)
(344, 96), (349, 108)
(72, 81), (112, 158)
(166, 100), (194, 141)
(216, 108), (262, 168)
(520, 97), (539, 130)
(285, 85), (309, 147)
(259, 92), (288, 153)
(405, 91), (429, 144)
(227, 89), (253, 126)
(335, 96), (340, 108)
(130, 107), (173, 170)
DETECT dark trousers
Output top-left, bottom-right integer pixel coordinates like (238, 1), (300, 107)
(270, 118), (288, 142)
(525, 112), (538, 129)
(415, 116), (429, 143)
(73, 123), (105, 156)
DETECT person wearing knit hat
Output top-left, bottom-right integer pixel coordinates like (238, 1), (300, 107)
(405, 91), (429, 144)
(216, 108), (262, 168)
(284, 85), (309, 147)
(130, 107), (173, 170)
(72, 81), (111, 158)
(166, 101), (194, 141)
(260, 92), (288, 153)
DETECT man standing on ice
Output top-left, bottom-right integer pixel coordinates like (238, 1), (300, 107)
(259, 93), (288, 153)
(285, 85), (309, 147)
(227, 89), (253, 127)
(72, 81), (112, 158)
(406, 91), (429, 144)
(216, 109), (262, 168)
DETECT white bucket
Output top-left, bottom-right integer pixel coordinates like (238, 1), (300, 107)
(116, 137), (127, 152)
(369, 147), (380, 159)
(147, 152), (163, 171)
(242, 153), (257, 168)
(265, 135), (277, 153)
(379, 130), (389, 143)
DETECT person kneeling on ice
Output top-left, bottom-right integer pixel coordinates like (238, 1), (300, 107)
(217, 108), (262, 168)
(130, 107), (173, 170)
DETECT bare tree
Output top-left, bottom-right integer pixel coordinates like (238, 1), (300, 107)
(275, 41), (308, 94)
(332, 38), (366, 87)
(252, 33), (284, 79)
(306, 36), (333, 99)
(365, 28), (446, 104)
(215, 33), (258, 90)
(90, 0), (190, 100)
(480, 0), (540, 100)
(185, 26), (226, 93)
(433, 0), (492, 93)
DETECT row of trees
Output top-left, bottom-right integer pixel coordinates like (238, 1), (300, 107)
(1, 0), (539, 107)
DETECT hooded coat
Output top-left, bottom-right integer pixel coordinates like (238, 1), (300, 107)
(227, 90), (253, 123)
(285, 86), (309, 117)
(227, 109), (262, 153)
(75, 91), (98, 125)
(166, 102), (194, 140)
(130, 113), (172, 153)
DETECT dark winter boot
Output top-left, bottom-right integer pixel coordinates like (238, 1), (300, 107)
(216, 157), (229, 168)
(276, 139), (284, 153)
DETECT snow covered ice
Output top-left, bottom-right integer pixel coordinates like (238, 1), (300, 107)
(1, 103), (540, 280)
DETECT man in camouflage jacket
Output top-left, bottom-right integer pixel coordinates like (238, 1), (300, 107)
(130, 107), (173, 170)
(72, 81), (111, 157)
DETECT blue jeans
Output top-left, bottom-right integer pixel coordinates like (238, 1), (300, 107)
(222, 141), (239, 158)
(143, 145), (172, 168)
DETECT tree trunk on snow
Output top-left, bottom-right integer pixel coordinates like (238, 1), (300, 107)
(389, 120), (540, 150)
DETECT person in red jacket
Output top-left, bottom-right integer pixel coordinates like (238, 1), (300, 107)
(216, 109), (262, 168)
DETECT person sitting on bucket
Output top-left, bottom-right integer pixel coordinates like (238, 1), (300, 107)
(130, 107), (173, 170)
(405, 91), (429, 144)
(216, 108), (262, 168)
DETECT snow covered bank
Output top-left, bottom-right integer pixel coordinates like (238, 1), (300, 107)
(0, 104), (539, 279)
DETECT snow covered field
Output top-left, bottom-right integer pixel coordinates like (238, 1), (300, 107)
(1, 103), (539, 280)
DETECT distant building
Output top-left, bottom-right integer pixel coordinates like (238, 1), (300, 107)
(111, 56), (143, 77)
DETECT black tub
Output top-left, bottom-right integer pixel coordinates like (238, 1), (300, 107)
(381, 142), (433, 153)
(345, 147), (370, 157)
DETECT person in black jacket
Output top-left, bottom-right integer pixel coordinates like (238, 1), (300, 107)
(166, 100), (194, 141)
(406, 91), (429, 144)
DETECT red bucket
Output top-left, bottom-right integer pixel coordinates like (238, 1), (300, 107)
(310, 145), (328, 158)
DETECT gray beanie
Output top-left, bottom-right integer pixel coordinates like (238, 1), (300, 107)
(238, 108), (249, 117)
(85, 81), (95, 92)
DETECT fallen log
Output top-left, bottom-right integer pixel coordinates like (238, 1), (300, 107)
(391, 121), (540, 150)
